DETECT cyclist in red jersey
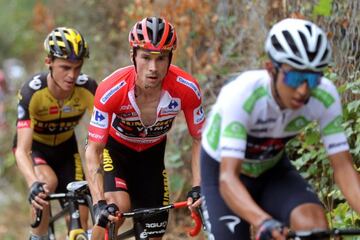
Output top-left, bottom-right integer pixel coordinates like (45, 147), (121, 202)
(85, 17), (205, 239)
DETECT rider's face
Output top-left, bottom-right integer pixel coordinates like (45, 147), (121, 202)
(48, 58), (83, 92)
(134, 48), (170, 89)
(275, 64), (314, 110)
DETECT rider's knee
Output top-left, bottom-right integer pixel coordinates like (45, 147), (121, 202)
(290, 203), (328, 230)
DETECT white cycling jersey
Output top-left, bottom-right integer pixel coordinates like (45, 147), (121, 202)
(201, 70), (349, 177)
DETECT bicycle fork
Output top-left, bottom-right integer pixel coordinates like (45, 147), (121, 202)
(67, 200), (87, 239)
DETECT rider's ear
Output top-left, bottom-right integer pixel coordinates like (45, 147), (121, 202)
(264, 61), (276, 76)
(45, 56), (52, 66)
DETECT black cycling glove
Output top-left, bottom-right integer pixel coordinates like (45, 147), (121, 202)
(187, 186), (201, 202)
(256, 218), (284, 240)
(28, 181), (46, 204)
(94, 200), (119, 228)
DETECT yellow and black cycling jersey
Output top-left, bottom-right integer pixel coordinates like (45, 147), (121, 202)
(15, 72), (97, 146)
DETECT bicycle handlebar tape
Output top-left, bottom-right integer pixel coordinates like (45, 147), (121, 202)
(189, 209), (202, 236)
(28, 181), (45, 204)
(187, 186), (201, 202)
(255, 218), (284, 240)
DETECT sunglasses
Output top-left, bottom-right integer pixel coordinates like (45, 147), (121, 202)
(283, 70), (322, 89)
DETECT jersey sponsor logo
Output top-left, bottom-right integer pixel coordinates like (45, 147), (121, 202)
(113, 117), (175, 138)
(49, 106), (59, 114)
(103, 149), (114, 172)
(221, 146), (245, 154)
(223, 121), (246, 139)
(322, 115), (344, 136)
(100, 80), (126, 104)
(243, 86), (267, 114)
(246, 138), (287, 155)
(114, 177), (127, 189)
(311, 88), (335, 108)
(34, 157), (47, 165)
(17, 120), (31, 128)
(115, 132), (162, 144)
(328, 141), (348, 149)
(219, 215), (241, 233)
(62, 105), (73, 113)
(161, 99), (181, 114)
(193, 105), (205, 124)
(88, 132), (104, 140)
(17, 105), (25, 119)
(206, 113), (221, 150)
(162, 170), (170, 205)
(119, 112), (138, 118)
(90, 107), (108, 129)
(34, 119), (79, 133)
(29, 75), (42, 90)
(255, 117), (276, 124)
(284, 116), (310, 132)
(120, 104), (133, 110)
(250, 128), (268, 133)
(76, 74), (89, 85)
(176, 76), (201, 99)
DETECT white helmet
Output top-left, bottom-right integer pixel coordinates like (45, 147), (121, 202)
(265, 18), (331, 72)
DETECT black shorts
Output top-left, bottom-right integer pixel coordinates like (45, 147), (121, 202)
(200, 147), (323, 240)
(103, 136), (170, 237)
(31, 134), (84, 194)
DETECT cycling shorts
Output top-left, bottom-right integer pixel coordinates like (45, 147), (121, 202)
(103, 136), (169, 237)
(30, 134), (84, 194)
(200, 147), (323, 240)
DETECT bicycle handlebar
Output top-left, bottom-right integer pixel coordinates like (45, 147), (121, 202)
(30, 192), (89, 228)
(117, 201), (203, 237)
(286, 228), (360, 239)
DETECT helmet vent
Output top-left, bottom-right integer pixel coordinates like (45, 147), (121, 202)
(305, 24), (312, 35)
(288, 57), (303, 66)
(271, 35), (285, 52)
(283, 30), (300, 57)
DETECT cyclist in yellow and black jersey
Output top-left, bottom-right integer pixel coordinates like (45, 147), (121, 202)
(13, 27), (97, 240)
(16, 72), (96, 146)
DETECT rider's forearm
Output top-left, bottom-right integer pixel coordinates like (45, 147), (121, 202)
(15, 148), (37, 186)
(84, 144), (105, 203)
(331, 152), (360, 214)
(220, 174), (270, 227)
(191, 138), (201, 186)
(219, 164), (271, 227)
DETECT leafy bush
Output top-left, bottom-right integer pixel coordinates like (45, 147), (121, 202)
(287, 71), (360, 227)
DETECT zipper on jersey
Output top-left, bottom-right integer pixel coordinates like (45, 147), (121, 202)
(282, 112), (286, 124)
(53, 100), (63, 145)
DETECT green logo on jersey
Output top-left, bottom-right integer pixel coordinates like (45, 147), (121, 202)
(322, 115), (344, 136)
(243, 87), (267, 114)
(284, 116), (310, 132)
(206, 113), (221, 150)
(223, 121), (246, 140)
(311, 88), (335, 108)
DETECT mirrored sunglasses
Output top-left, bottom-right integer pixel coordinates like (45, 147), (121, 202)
(283, 70), (322, 89)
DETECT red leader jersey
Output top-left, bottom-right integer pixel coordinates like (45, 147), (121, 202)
(88, 65), (205, 152)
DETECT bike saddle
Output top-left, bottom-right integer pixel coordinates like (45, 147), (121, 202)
(66, 181), (89, 193)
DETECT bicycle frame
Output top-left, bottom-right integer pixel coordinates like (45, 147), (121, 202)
(31, 181), (94, 240)
(287, 228), (360, 239)
(105, 201), (202, 240)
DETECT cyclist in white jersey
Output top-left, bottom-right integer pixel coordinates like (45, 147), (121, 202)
(200, 18), (360, 240)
